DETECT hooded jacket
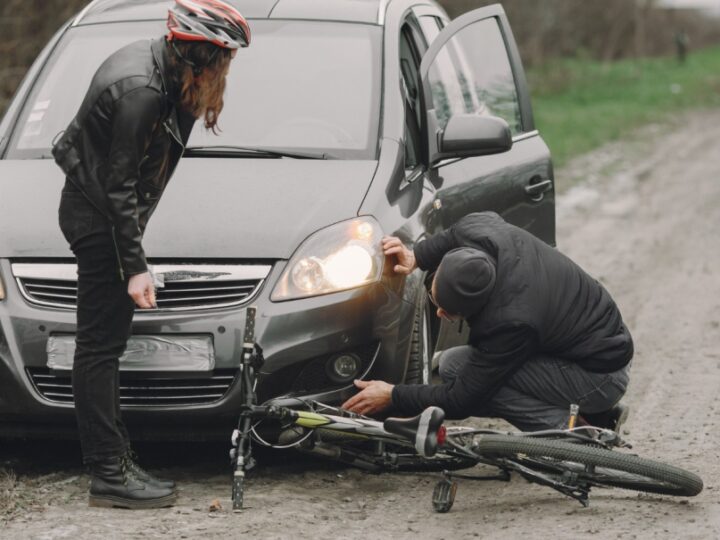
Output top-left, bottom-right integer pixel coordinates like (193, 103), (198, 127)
(392, 212), (634, 419)
(52, 38), (196, 279)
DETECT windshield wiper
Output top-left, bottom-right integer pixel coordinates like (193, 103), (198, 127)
(184, 145), (333, 160)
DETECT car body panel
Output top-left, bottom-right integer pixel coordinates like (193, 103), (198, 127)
(75, 0), (385, 27)
(0, 158), (378, 259)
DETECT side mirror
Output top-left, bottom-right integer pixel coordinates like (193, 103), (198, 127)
(432, 114), (512, 166)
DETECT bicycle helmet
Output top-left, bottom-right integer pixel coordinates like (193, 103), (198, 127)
(167, 0), (251, 49)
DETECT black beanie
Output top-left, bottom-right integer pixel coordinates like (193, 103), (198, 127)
(434, 248), (496, 318)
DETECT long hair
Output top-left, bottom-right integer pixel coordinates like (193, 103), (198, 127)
(168, 40), (233, 133)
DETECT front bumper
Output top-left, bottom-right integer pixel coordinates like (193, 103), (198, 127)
(0, 259), (416, 439)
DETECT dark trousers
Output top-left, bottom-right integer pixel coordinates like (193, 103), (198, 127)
(438, 346), (630, 432)
(59, 186), (134, 463)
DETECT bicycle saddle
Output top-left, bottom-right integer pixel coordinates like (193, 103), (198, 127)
(384, 407), (446, 458)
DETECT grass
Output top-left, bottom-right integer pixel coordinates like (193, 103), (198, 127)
(528, 46), (720, 167)
(0, 468), (40, 523)
(0, 467), (84, 523)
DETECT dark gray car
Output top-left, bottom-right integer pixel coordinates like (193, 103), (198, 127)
(0, 0), (555, 439)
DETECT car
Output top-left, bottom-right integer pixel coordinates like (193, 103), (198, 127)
(0, 0), (555, 440)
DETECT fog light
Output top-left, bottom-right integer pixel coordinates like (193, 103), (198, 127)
(326, 353), (361, 383)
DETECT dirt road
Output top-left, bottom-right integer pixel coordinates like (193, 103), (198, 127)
(2, 110), (719, 539)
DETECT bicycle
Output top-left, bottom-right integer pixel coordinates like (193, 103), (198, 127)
(230, 308), (703, 512)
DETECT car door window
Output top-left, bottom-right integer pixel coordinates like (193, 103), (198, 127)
(418, 16), (442, 46)
(425, 18), (523, 135)
(399, 24), (423, 169)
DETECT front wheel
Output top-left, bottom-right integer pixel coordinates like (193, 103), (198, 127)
(404, 294), (435, 385)
(474, 435), (703, 497)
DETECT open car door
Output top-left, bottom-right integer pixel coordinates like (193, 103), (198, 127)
(416, 4), (555, 246)
(418, 5), (556, 355)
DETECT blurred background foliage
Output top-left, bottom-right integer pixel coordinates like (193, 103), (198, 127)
(2, 0), (720, 164)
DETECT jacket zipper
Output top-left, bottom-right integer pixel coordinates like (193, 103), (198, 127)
(111, 226), (125, 281)
(164, 120), (185, 152)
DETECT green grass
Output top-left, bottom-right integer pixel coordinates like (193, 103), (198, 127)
(528, 46), (720, 167)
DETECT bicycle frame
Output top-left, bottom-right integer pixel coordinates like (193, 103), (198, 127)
(230, 308), (638, 511)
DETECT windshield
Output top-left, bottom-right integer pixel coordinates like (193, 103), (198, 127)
(7, 20), (382, 160)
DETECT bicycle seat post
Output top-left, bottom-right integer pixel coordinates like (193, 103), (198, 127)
(567, 403), (580, 430)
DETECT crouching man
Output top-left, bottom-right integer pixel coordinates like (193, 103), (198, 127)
(343, 212), (632, 432)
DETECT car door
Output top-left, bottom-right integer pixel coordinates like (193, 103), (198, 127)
(416, 4), (556, 246)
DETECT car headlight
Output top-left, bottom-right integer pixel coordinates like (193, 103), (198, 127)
(271, 217), (383, 301)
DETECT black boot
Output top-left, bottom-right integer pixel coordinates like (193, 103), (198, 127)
(584, 403), (630, 434)
(88, 456), (177, 509)
(124, 451), (176, 490)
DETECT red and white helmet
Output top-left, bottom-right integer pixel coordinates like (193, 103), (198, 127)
(167, 0), (251, 49)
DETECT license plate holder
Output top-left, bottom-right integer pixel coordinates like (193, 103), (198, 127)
(46, 335), (215, 372)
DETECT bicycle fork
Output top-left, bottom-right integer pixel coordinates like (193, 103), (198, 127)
(230, 307), (263, 511)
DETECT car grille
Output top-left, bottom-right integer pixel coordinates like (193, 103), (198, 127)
(27, 367), (238, 407)
(12, 263), (272, 311)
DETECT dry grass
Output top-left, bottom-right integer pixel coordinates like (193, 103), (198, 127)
(0, 467), (84, 523)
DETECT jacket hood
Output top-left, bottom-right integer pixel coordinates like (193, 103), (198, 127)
(0, 158), (378, 260)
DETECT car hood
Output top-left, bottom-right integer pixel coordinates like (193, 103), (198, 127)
(0, 158), (378, 259)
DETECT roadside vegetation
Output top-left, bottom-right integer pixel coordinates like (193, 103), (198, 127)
(528, 46), (720, 167)
(1, 468), (40, 522)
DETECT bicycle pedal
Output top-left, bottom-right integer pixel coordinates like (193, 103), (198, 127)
(432, 478), (457, 513)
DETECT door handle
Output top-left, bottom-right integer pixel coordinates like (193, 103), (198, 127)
(524, 178), (553, 200)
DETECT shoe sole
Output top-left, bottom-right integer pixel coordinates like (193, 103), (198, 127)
(89, 492), (177, 509)
(613, 404), (630, 434)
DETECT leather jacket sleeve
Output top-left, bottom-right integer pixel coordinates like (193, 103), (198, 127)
(106, 87), (164, 276)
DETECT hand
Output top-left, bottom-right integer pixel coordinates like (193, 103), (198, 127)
(342, 380), (394, 416)
(382, 236), (416, 275)
(128, 272), (156, 309)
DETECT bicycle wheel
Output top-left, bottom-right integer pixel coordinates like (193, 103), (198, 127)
(474, 435), (702, 497)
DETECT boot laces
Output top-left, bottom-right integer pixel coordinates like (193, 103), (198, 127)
(121, 454), (144, 485)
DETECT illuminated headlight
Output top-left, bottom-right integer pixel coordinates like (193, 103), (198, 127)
(271, 217), (383, 301)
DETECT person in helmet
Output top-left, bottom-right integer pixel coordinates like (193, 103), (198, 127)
(52, 0), (250, 509)
(343, 212), (632, 434)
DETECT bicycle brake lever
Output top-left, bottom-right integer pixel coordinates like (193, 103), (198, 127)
(249, 344), (265, 370)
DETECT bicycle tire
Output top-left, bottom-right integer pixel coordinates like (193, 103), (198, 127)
(474, 435), (702, 497)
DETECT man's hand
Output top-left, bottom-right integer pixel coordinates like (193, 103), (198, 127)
(342, 380), (394, 416)
(382, 236), (416, 275)
(128, 272), (156, 309)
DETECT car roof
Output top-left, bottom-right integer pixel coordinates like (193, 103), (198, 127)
(73, 0), (389, 27)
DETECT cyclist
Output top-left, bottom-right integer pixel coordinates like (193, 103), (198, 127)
(343, 212), (632, 433)
(52, 0), (250, 509)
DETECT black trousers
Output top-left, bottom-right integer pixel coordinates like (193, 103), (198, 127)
(438, 346), (630, 432)
(59, 183), (134, 463)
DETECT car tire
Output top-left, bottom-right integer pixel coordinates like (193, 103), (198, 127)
(404, 293), (435, 385)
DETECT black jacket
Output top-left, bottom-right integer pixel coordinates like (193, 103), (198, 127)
(52, 38), (195, 279)
(392, 212), (634, 419)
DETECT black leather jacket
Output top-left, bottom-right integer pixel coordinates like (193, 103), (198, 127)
(52, 38), (195, 279)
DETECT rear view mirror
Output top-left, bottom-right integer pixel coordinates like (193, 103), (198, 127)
(433, 114), (512, 166)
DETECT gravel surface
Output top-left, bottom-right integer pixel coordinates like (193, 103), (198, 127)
(2, 110), (719, 539)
